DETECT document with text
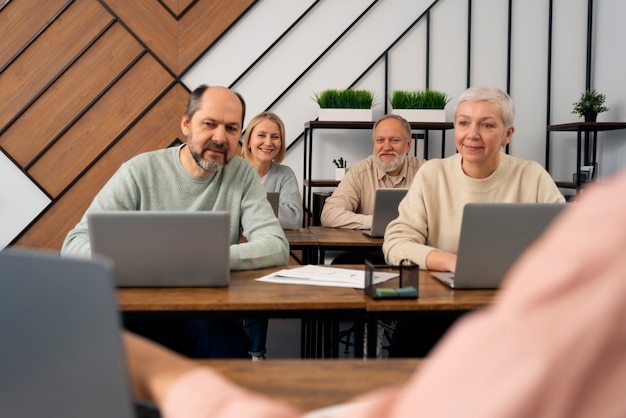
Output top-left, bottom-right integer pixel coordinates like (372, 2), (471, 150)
(256, 265), (397, 289)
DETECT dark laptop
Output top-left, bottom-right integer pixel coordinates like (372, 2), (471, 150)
(0, 248), (135, 418)
(88, 211), (230, 287)
(267, 192), (280, 216)
(363, 188), (409, 237)
(432, 203), (565, 289)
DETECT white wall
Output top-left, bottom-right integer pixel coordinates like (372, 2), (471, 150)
(594, 0), (626, 177)
(0, 152), (50, 248)
(3, 0), (625, 247)
(183, 0), (625, 198)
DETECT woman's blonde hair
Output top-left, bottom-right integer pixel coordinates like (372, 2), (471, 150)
(240, 112), (286, 163)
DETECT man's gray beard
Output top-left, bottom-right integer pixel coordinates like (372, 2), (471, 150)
(190, 147), (225, 173)
(374, 153), (405, 173)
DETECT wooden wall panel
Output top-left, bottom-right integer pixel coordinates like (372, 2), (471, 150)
(160, 0), (179, 15)
(178, 0), (255, 70)
(101, 0), (178, 72)
(157, 0), (195, 16)
(1, 23), (143, 166)
(0, 1), (113, 130)
(29, 54), (173, 196)
(1, 0), (255, 250)
(16, 86), (187, 250)
(0, 0), (68, 67)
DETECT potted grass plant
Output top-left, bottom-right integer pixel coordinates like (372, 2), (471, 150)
(314, 88), (374, 121)
(390, 89), (450, 122)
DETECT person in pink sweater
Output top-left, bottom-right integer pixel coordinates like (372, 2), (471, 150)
(125, 168), (626, 417)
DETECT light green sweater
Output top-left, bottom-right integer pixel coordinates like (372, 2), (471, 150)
(61, 145), (289, 270)
(383, 153), (566, 268)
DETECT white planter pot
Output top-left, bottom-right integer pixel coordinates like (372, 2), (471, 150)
(391, 108), (446, 123)
(318, 108), (372, 122)
(335, 168), (347, 181)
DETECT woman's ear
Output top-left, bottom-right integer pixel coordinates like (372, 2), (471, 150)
(503, 125), (515, 146)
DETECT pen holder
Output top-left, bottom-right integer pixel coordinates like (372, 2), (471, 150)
(364, 258), (419, 300)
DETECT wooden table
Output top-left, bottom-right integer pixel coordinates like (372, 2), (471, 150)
(283, 227), (320, 264)
(364, 270), (497, 357)
(366, 271), (497, 313)
(199, 358), (421, 412)
(283, 227), (384, 265)
(117, 266), (365, 313)
(308, 226), (384, 262)
(117, 266), (497, 359)
(117, 265), (366, 358)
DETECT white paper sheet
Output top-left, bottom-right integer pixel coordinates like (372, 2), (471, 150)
(256, 265), (397, 289)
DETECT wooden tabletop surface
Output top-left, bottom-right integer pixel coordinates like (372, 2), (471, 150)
(282, 228), (320, 246)
(199, 358), (421, 412)
(117, 265), (365, 312)
(366, 271), (497, 312)
(308, 226), (384, 247)
(117, 266), (496, 313)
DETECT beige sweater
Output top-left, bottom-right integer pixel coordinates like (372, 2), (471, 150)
(321, 155), (426, 229)
(383, 152), (565, 267)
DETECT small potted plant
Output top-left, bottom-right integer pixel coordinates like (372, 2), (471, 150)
(314, 88), (374, 121)
(390, 89), (450, 122)
(333, 157), (347, 180)
(572, 89), (609, 122)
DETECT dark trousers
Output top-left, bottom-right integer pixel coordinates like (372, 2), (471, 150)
(330, 249), (386, 265)
(243, 318), (269, 357)
(124, 318), (252, 359)
(388, 312), (466, 358)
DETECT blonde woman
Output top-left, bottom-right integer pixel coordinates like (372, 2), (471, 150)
(241, 112), (303, 230)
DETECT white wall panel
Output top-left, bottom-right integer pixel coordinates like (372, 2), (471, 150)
(0, 153), (50, 249)
(469, 0), (509, 89)
(595, 0), (626, 178)
(387, 21), (428, 98)
(182, 0), (317, 88)
(509, 0), (550, 165)
(182, 0), (623, 201)
(549, 0), (588, 182)
(428, 0), (467, 156)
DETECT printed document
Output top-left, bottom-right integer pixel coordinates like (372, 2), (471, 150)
(256, 265), (397, 289)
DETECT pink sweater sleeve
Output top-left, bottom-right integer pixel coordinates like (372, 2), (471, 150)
(162, 369), (300, 418)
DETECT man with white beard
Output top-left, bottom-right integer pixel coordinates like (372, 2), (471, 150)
(320, 114), (425, 265)
(321, 114), (425, 231)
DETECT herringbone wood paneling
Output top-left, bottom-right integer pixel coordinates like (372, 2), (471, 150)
(15, 85), (188, 249)
(0, 0), (254, 250)
(2, 23), (142, 167)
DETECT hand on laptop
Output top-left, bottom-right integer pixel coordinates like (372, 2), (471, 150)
(425, 250), (457, 272)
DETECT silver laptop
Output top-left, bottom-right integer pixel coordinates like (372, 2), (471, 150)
(267, 192), (280, 216)
(0, 248), (135, 418)
(432, 203), (565, 289)
(88, 211), (230, 287)
(363, 188), (409, 237)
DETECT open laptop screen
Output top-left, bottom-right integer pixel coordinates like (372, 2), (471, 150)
(88, 211), (230, 287)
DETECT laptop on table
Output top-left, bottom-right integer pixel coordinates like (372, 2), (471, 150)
(88, 211), (230, 287)
(266, 192), (280, 216)
(0, 248), (136, 418)
(363, 188), (409, 237)
(432, 203), (565, 289)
